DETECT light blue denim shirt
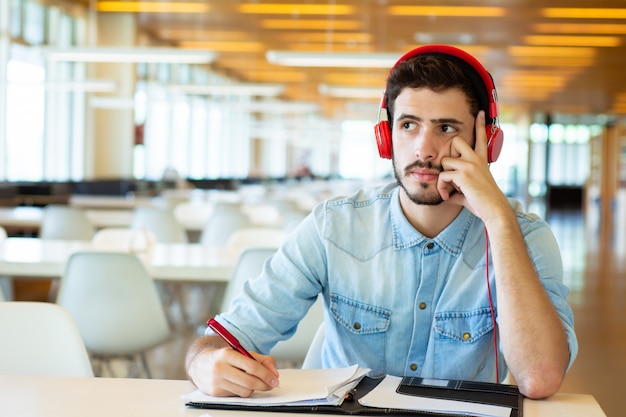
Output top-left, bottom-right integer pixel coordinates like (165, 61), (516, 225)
(216, 182), (578, 383)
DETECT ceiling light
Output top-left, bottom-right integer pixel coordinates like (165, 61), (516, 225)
(97, 1), (209, 13)
(238, 4), (354, 14)
(223, 101), (320, 114)
(533, 23), (626, 35)
(319, 84), (381, 99)
(90, 96), (135, 109)
(388, 6), (505, 17)
(261, 19), (361, 30)
(10, 79), (117, 93)
(40, 47), (217, 64)
(524, 35), (621, 47)
(159, 30), (249, 40)
(512, 56), (595, 67)
(541, 8), (626, 19)
(277, 32), (371, 43)
(508, 46), (596, 58)
(177, 41), (265, 52)
(167, 83), (285, 97)
(267, 51), (398, 68)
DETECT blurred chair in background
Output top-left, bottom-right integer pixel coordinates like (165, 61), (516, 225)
(131, 207), (189, 323)
(39, 205), (95, 240)
(0, 301), (94, 377)
(173, 202), (214, 242)
(226, 227), (288, 258)
(301, 322), (326, 369)
(270, 296), (324, 368)
(92, 227), (156, 254)
(218, 247), (278, 314)
(56, 252), (171, 378)
(216, 246), (323, 367)
(200, 204), (252, 246)
(131, 206), (188, 243)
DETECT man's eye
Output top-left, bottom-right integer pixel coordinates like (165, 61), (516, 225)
(441, 124), (456, 133)
(402, 121), (415, 129)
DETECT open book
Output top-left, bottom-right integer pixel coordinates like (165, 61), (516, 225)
(184, 367), (522, 417)
(183, 365), (369, 407)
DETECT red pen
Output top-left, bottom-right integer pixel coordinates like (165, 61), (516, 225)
(207, 318), (255, 360)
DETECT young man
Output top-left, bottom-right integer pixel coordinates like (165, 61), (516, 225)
(186, 45), (577, 400)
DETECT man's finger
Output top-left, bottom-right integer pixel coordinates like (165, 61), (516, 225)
(473, 110), (488, 160)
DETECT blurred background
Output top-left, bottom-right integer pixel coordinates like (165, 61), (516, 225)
(1, 2), (626, 416)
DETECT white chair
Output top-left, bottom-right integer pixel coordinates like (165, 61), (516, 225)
(131, 206), (188, 243)
(92, 227), (156, 253)
(131, 207), (190, 322)
(56, 251), (171, 378)
(0, 301), (94, 377)
(270, 295), (324, 367)
(226, 227), (288, 257)
(173, 202), (214, 231)
(39, 205), (95, 240)
(219, 247), (323, 367)
(301, 322), (326, 369)
(219, 247), (278, 313)
(200, 206), (252, 246)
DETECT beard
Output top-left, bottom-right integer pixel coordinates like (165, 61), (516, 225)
(393, 157), (445, 206)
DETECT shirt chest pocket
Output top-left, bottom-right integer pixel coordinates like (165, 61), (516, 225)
(330, 293), (391, 334)
(434, 308), (495, 343)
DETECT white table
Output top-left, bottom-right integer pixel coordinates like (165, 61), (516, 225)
(0, 375), (607, 417)
(0, 206), (207, 234)
(0, 206), (135, 231)
(0, 237), (235, 282)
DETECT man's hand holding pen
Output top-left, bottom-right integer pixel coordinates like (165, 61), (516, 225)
(185, 318), (280, 397)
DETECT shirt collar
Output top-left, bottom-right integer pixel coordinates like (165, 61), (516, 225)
(389, 186), (476, 256)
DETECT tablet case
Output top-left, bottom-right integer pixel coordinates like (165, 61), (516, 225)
(186, 376), (523, 417)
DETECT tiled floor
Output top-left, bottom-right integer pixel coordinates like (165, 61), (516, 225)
(15, 208), (618, 416)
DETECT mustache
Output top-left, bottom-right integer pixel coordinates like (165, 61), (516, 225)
(403, 159), (443, 175)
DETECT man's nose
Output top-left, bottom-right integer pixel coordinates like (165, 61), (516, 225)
(413, 128), (438, 161)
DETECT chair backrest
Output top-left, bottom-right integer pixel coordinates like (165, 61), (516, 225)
(0, 225), (7, 240)
(200, 207), (252, 246)
(220, 247), (277, 312)
(270, 295), (324, 363)
(173, 202), (214, 230)
(226, 227), (288, 257)
(56, 251), (171, 355)
(131, 206), (188, 243)
(40, 205), (95, 240)
(0, 301), (94, 377)
(301, 322), (326, 369)
(92, 227), (156, 253)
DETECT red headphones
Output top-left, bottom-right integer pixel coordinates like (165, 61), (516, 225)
(374, 45), (504, 163)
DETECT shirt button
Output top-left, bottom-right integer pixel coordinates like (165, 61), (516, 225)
(410, 363), (418, 371)
(419, 302), (427, 310)
(463, 332), (471, 340)
(353, 322), (361, 330)
(426, 242), (434, 249)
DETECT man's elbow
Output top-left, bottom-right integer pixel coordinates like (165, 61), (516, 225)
(516, 369), (565, 399)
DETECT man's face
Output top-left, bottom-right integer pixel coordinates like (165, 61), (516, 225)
(391, 87), (475, 205)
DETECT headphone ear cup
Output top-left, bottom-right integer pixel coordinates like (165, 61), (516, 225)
(486, 125), (504, 163)
(374, 120), (392, 159)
